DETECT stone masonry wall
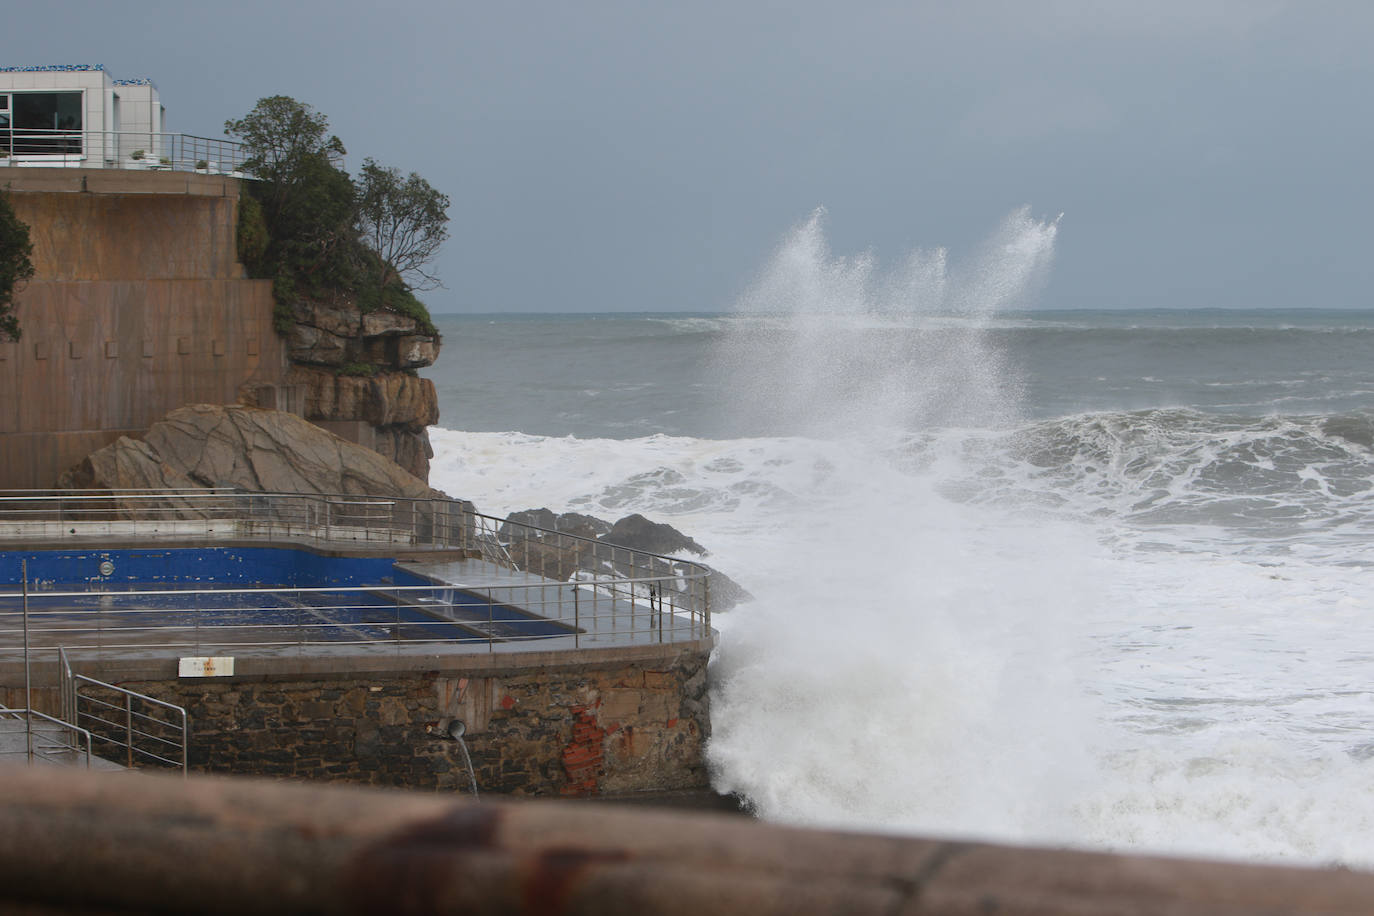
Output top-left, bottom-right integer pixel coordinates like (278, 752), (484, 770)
(108, 647), (710, 796)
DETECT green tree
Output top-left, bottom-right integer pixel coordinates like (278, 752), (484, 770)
(225, 96), (445, 339)
(227, 97), (357, 283)
(225, 96), (347, 228)
(0, 190), (35, 342)
(355, 158), (451, 291)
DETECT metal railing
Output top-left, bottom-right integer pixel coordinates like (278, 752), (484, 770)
(0, 128), (248, 174)
(0, 707), (94, 768)
(59, 647), (187, 775)
(0, 490), (712, 657)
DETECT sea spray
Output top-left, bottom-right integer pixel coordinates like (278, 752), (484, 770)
(702, 207), (1111, 841)
(715, 207), (1056, 439)
(424, 271), (1374, 865)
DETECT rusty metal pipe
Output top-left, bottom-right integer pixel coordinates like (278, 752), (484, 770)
(0, 765), (1371, 915)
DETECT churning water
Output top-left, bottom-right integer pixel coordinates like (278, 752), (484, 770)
(425, 209), (1374, 866)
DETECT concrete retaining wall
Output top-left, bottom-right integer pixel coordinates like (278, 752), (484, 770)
(0, 169), (289, 488)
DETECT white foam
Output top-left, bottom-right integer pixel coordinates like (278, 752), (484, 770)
(425, 211), (1374, 867)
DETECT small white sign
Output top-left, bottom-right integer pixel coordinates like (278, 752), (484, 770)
(178, 656), (235, 677)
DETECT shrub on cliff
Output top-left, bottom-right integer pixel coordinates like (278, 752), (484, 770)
(356, 158), (450, 292)
(226, 97), (447, 341)
(236, 194), (269, 276)
(0, 190), (35, 343)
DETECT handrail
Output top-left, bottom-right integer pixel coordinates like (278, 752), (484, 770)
(0, 128), (248, 175)
(69, 673), (188, 776)
(0, 707), (94, 768)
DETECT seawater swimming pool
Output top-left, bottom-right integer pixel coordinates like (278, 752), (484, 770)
(0, 546), (577, 653)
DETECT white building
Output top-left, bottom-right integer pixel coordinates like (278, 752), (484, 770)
(0, 65), (166, 167)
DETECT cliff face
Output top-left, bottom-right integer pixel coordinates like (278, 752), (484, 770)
(243, 299), (442, 481)
(0, 170), (287, 490)
(2, 168), (445, 489)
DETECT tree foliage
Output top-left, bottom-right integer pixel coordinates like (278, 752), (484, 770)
(0, 190), (35, 342)
(226, 97), (447, 336)
(356, 158), (450, 291)
(225, 96), (346, 225)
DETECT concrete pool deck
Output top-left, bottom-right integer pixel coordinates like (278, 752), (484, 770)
(0, 717), (123, 771)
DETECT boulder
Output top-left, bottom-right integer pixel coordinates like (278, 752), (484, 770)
(601, 514), (707, 557)
(501, 509), (613, 543)
(60, 404), (446, 500)
(553, 512), (613, 540)
(496, 509), (749, 611)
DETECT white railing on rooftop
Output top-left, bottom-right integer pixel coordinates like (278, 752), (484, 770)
(0, 129), (249, 175)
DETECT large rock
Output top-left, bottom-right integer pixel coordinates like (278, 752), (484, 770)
(501, 509), (612, 542)
(60, 404), (445, 500)
(499, 508), (751, 611)
(601, 514), (706, 557)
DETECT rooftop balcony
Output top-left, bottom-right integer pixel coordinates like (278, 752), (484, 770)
(0, 128), (248, 175)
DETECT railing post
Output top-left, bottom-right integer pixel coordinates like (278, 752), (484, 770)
(22, 559), (31, 764)
(703, 579), (711, 640)
(125, 694), (134, 769)
(573, 585), (580, 650)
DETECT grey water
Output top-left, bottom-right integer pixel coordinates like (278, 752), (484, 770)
(427, 309), (1374, 437)
(421, 305), (1374, 865)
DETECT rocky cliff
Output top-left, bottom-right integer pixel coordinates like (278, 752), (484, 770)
(240, 299), (442, 481)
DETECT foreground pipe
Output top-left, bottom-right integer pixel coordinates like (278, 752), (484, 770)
(0, 766), (1371, 914)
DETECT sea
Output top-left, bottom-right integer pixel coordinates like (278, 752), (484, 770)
(422, 208), (1374, 867)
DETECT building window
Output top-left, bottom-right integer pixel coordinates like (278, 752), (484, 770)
(3, 91), (83, 157)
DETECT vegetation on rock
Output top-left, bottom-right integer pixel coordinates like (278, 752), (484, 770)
(226, 96), (445, 339)
(0, 189), (35, 343)
(356, 158), (450, 292)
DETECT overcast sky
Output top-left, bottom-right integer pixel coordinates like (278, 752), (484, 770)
(8, 1), (1374, 312)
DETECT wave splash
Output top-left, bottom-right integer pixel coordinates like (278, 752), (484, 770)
(713, 206), (1057, 438)
(424, 212), (1374, 864)
(703, 207), (1106, 842)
